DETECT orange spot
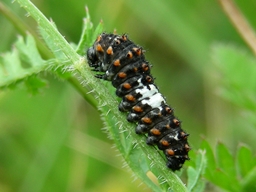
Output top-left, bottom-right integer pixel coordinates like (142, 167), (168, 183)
(142, 63), (149, 72)
(184, 144), (190, 151)
(133, 106), (143, 113)
(126, 51), (133, 59)
(181, 131), (188, 139)
(125, 95), (135, 102)
(133, 47), (138, 52)
(122, 34), (127, 41)
(166, 124), (170, 129)
(142, 117), (152, 124)
(96, 35), (102, 42)
(123, 83), (131, 89)
(133, 67), (138, 72)
(106, 46), (113, 55)
(96, 44), (103, 52)
(146, 76), (153, 83)
(165, 107), (172, 114)
(166, 149), (175, 156)
(133, 47), (142, 56)
(113, 60), (121, 67)
(161, 140), (169, 146)
(118, 72), (127, 78)
(150, 128), (161, 136)
(173, 118), (180, 126)
(137, 48), (142, 55)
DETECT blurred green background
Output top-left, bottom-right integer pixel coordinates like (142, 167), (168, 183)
(1, 0), (256, 191)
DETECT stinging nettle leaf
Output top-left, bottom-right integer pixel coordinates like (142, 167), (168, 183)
(0, 34), (47, 88)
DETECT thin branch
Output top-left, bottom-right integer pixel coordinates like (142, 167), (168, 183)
(219, 0), (256, 55)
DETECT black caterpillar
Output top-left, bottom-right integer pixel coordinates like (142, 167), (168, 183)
(87, 33), (190, 171)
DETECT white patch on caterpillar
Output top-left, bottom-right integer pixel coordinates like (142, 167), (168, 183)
(166, 132), (180, 141)
(141, 93), (166, 109)
(135, 84), (159, 100)
(174, 133), (180, 141)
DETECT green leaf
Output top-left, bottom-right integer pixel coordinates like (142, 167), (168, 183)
(211, 44), (256, 112)
(24, 75), (47, 94)
(241, 167), (256, 192)
(216, 142), (235, 176)
(237, 144), (256, 177)
(187, 168), (197, 189)
(187, 150), (206, 192)
(0, 34), (48, 89)
(201, 141), (241, 192)
(200, 140), (216, 178)
(15, 33), (44, 67)
(16, 0), (80, 64)
(237, 144), (256, 192)
(215, 142), (240, 191)
(191, 181), (205, 192)
(14, 1), (188, 191)
(214, 169), (240, 191)
(76, 6), (104, 55)
(14, 0), (188, 191)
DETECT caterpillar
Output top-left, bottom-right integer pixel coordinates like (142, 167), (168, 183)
(87, 33), (190, 171)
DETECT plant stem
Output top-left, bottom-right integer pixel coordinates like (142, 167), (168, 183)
(219, 0), (256, 55)
(0, 1), (52, 58)
(0, 1), (97, 109)
(13, 0), (188, 191)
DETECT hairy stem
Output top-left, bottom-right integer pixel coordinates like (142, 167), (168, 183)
(0, 1), (97, 109)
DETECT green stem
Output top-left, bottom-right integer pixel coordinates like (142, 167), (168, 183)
(0, 1), (97, 109)
(13, 0), (187, 191)
(0, 1), (52, 59)
(15, 0), (79, 62)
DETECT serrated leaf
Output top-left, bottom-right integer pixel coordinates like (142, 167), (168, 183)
(216, 142), (236, 176)
(0, 34), (48, 88)
(215, 142), (241, 191)
(187, 150), (206, 192)
(16, 0), (80, 65)
(24, 75), (47, 94)
(15, 33), (45, 67)
(201, 141), (241, 191)
(14, 0), (189, 191)
(200, 140), (216, 177)
(237, 144), (256, 177)
(213, 168), (241, 192)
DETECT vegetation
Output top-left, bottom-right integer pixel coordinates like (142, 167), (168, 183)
(0, 0), (256, 191)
